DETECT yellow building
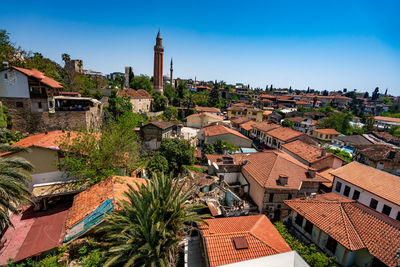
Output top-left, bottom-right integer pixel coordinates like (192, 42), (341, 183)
(227, 106), (265, 122)
(312, 129), (340, 142)
(185, 112), (224, 128)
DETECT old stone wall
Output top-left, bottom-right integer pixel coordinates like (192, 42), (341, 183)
(0, 97), (103, 133)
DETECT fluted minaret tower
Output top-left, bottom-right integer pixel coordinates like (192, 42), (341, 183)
(153, 30), (164, 94)
(170, 58), (174, 88)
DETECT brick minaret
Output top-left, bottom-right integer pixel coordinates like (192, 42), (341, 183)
(170, 58), (174, 88)
(153, 30), (164, 94)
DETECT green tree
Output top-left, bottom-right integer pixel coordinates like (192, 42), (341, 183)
(104, 90), (133, 121)
(98, 173), (206, 266)
(61, 53), (70, 64)
(0, 145), (33, 230)
(326, 147), (352, 164)
(163, 106), (178, 121)
(213, 139), (239, 154)
(58, 113), (141, 185)
(281, 119), (294, 129)
(317, 112), (353, 135)
(152, 92), (168, 112)
(371, 87), (379, 100)
(363, 115), (375, 133)
(146, 152), (169, 175)
(130, 75), (153, 93)
(159, 139), (195, 174)
(209, 84), (221, 107)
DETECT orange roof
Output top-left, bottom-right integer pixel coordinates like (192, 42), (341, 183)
(187, 112), (224, 121)
(200, 215), (291, 267)
(8, 131), (77, 151)
(317, 167), (335, 187)
(65, 175), (147, 230)
(281, 140), (340, 164)
(330, 162), (400, 206)
(196, 106), (221, 113)
(285, 192), (400, 267)
(262, 110), (273, 116)
(239, 120), (256, 131)
(118, 88), (152, 99)
(200, 125), (251, 140)
(231, 117), (251, 125)
(266, 127), (303, 142)
(313, 128), (340, 135)
(251, 122), (280, 133)
(206, 151), (329, 189)
(295, 101), (309, 105)
(374, 116), (400, 123)
(12, 66), (63, 89)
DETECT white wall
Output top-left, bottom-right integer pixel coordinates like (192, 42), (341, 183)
(0, 69), (30, 98)
(333, 177), (400, 220)
(30, 171), (72, 189)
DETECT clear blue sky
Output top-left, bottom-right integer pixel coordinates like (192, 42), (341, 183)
(1, 0), (400, 94)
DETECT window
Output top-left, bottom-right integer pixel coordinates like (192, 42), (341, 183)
(269, 193), (274, 202)
(326, 236), (337, 254)
(382, 205), (392, 216)
(396, 211), (400, 221)
(288, 194), (292, 200)
(295, 214), (304, 226)
(304, 220), (313, 235)
(352, 190), (360, 200)
(343, 185), (350, 197)
(38, 102), (42, 109)
(369, 198), (378, 210)
(16, 102), (23, 108)
(4, 73), (8, 79)
(335, 181), (342, 193)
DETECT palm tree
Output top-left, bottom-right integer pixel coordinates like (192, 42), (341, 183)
(61, 53), (71, 63)
(0, 145), (33, 230)
(98, 173), (207, 267)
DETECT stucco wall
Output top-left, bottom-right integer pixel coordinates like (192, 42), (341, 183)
(0, 69), (30, 98)
(130, 98), (151, 113)
(205, 133), (252, 148)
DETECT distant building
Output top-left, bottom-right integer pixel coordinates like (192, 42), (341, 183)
(263, 127), (304, 149)
(285, 117), (317, 134)
(352, 144), (400, 175)
(331, 135), (373, 148)
(139, 121), (175, 150)
(65, 59), (83, 73)
(374, 116), (400, 129)
(227, 106), (264, 122)
(117, 88), (152, 113)
(198, 124), (252, 148)
(0, 66), (102, 132)
(195, 106), (221, 115)
(311, 129), (340, 142)
(285, 192), (400, 267)
(185, 112), (224, 129)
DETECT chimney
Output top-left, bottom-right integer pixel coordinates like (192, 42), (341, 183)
(223, 145), (227, 155)
(321, 147), (326, 157)
(307, 167), (316, 178)
(45, 131), (48, 135)
(279, 174), (288, 186)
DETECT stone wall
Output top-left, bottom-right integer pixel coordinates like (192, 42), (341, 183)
(0, 97), (103, 133)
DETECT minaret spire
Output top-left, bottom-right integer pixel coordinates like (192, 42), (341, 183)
(170, 58), (174, 88)
(153, 30), (164, 94)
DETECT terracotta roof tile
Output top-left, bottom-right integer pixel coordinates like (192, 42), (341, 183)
(9, 131), (77, 151)
(65, 176), (147, 230)
(374, 116), (400, 123)
(200, 125), (251, 140)
(251, 122), (280, 133)
(281, 140), (340, 164)
(266, 127), (303, 142)
(330, 162), (400, 206)
(145, 121), (175, 130)
(239, 120), (256, 131)
(231, 117), (251, 125)
(200, 215), (291, 267)
(354, 144), (400, 161)
(12, 66), (63, 89)
(118, 89), (152, 99)
(285, 192), (400, 267)
(196, 106), (221, 113)
(206, 151), (329, 189)
(187, 112), (224, 121)
(313, 128), (340, 135)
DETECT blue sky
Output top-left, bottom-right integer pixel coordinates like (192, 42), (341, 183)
(1, 0), (400, 94)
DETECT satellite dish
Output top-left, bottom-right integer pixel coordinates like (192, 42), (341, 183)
(212, 162), (219, 170)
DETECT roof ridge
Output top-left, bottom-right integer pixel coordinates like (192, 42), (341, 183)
(263, 152), (279, 187)
(338, 202), (365, 250)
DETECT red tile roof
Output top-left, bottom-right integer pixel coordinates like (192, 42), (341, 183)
(200, 215), (291, 267)
(239, 120), (256, 131)
(187, 112), (224, 121)
(11, 66), (63, 89)
(206, 151), (329, 189)
(118, 88), (152, 99)
(374, 116), (400, 123)
(196, 106), (221, 113)
(65, 176), (147, 230)
(313, 128), (340, 135)
(330, 162), (400, 206)
(281, 140), (340, 164)
(251, 122), (280, 133)
(285, 192), (400, 267)
(200, 125), (251, 140)
(8, 130), (78, 151)
(231, 117), (251, 125)
(266, 127), (303, 142)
